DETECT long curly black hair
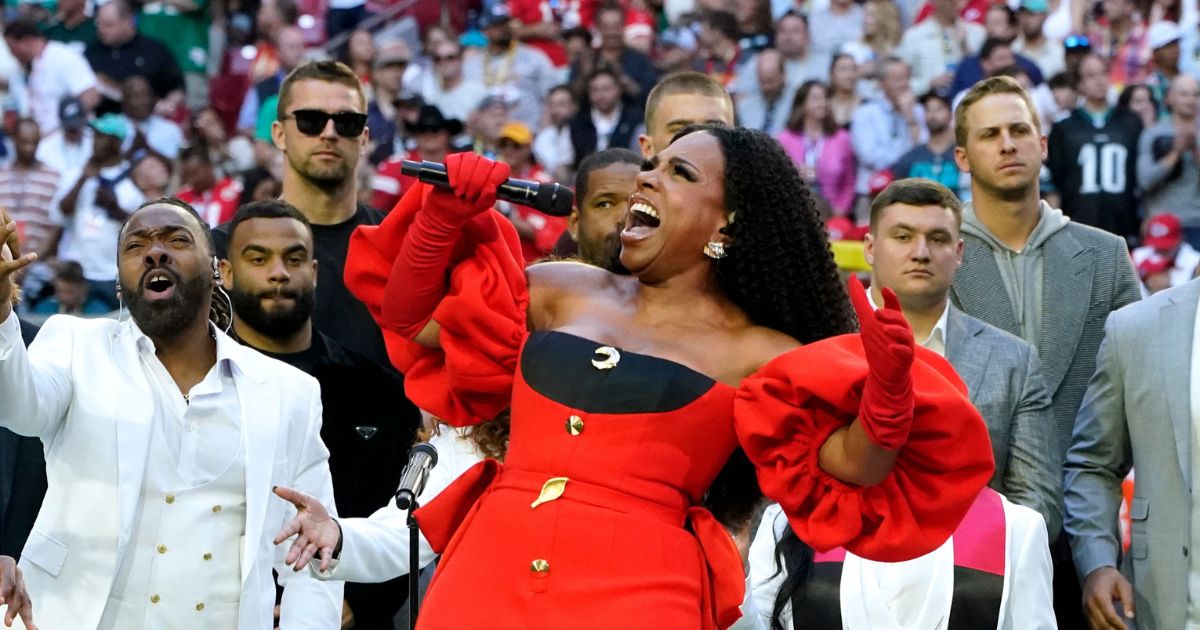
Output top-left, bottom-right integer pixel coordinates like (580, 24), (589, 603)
(670, 125), (856, 534)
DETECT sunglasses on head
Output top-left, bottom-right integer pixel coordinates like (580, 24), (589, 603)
(285, 110), (368, 137)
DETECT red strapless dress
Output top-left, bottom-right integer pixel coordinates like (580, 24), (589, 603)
(345, 185), (995, 630)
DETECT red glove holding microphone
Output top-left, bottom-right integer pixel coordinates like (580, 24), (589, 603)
(847, 275), (915, 451)
(382, 152), (511, 337)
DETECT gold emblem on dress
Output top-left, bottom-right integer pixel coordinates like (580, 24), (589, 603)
(565, 415), (584, 435)
(530, 559), (550, 575)
(591, 346), (620, 370)
(531, 477), (569, 509)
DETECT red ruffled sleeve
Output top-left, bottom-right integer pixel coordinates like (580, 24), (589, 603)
(345, 183), (529, 426)
(734, 334), (995, 562)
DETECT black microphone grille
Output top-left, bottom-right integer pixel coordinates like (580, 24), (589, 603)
(537, 182), (576, 217)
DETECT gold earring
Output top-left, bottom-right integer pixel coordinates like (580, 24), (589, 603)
(703, 241), (726, 260)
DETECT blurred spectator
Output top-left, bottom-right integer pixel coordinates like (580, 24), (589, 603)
(1118, 82), (1160, 128)
(1064, 33), (1095, 75)
(1135, 251), (1172, 292)
(851, 58), (926, 220)
(326, 0), (368, 43)
(1013, 0), (1066, 79)
(341, 28), (375, 86)
(983, 2), (1018, 39)
(807, 0), (862, 62)
(463, 3), (558, 129)
(562, 25), (591, 70)
(368, 89), (424, 165)
(85, 0), (184, 105)
(0, 119), (60, 261)
(735, 0), (774, 56)
(56, 113), (145, 311)
(891, 91), (967, 201)
(1145, 20), (1182, 110)
(636, 70), (735, 157)
(1138, 74), (1200, 241)
(419, 38), (488, 124)
(533, 84), (578, 181)
(735, 11), (825, 98)
(898, 0), (985, 96)
(951, 36), (1046, 99)
(912, 0), (995, 24)
(573, 3), (658, 110)
(693, 9), (744, 89)
(569, 67), (642, 167)
(371, 104), (458, 211)
(5, 18), (98, 136)
(736, 48), (792, 134)
(1130, 213), (1200, 293)
(245, 0), (299, 83)
(30, 260), (110, 315)
(654, 25), (699, 75)
(35, 96), (93, 175)
(1047, 71), (1077, 125)
(239, 165), (282, 206)
(129, 153), (171, 198)
(467, 94), (511, 157)
(497, 121), (562, 263)
(828, 53), (861, 129)
(39, 0), (98, 50)
(1047, 53), (1142, 240)
(119, 76), (184, 161)
(510, 0), (580, 68)
(840, 0), (901, 81)
(190, 106), (257, 176)
(237, 25), (306, 135)
(777, 80), (856, 216)
(1090, 0), (1150, 91)
(365, 40), (415, 157)
(176, 147), (242, 226)
(137, 0), (211, 111)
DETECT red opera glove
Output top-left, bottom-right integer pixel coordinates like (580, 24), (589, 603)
(382, 153), (512, 337)
(848, 275), (915, 450)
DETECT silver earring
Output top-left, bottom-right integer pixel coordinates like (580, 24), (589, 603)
(212, 257), (221, 280)
(703, 241), (726, 260)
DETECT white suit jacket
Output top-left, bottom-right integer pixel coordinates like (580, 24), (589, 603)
(0, 314), (342, 629)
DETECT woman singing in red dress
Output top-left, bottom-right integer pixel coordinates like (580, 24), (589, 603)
(272, 125), (995, 629)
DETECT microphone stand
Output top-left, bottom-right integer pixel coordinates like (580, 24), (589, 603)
(408, 500), (420, 630)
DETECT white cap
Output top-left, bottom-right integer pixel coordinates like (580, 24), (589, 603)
(1148, 20), (1183, 50)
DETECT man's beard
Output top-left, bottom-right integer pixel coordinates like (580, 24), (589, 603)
(122, 271), (211, 339)
(291, 149), (353, 192)
(229, 284), (315, 340)
(580, 229), (629, 275)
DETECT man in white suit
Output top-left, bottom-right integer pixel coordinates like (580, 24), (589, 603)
(0, 199), (342, 629)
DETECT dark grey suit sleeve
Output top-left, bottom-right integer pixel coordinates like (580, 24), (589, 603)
(1064, 314), (1133, 582)
(1003, 347), (1063, 540)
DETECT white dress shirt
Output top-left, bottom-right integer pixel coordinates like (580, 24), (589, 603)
(1186, 293), (1200, 628)
(133, 322), (242, 487)
(868, 293), (950, 356)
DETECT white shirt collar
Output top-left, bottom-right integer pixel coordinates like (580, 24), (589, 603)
(130, 318), (241, 370)
(867, 291), (951, 356)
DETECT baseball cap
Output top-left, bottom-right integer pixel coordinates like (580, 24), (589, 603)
(394, 90), (424, 108)
(868, 169), (895, 198)
(478, 3), (512, 29)
(1019, 0), (1048, 12)
(659, 25), (698, 52)
(59, 96), (86, 130)
(498, 121), (533, 145)
(1144, 213), (1183, 251)
(1063, 34), (1091, 51)
(1147, 21), (1183, 50)
(90, 113), (128, 141)
(1137, 252), (1172, 281)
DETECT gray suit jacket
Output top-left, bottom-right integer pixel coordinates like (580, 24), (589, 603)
(951, 221), (1141, 466)
(1064, 280), (1200, 630)
(944, 305), (1062, 539)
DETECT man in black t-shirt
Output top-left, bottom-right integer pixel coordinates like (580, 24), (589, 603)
(220, 200), (420, 629)
(1046, 53), (1143, 241)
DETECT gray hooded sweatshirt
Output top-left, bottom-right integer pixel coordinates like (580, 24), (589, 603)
(960, 201), (1071, 347)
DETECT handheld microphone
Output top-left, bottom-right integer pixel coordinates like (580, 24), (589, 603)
(394, 442), (438, 511)
(400, 160), (576, 217)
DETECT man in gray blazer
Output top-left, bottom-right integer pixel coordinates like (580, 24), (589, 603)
(949, 75), (1140, 627)
(865, 177), (1062, 538)
(1065, 279), (1200, 630)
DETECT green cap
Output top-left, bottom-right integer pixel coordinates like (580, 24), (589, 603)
(89, 113), (128, 141)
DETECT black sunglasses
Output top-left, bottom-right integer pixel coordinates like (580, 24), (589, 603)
(285, 110), (368, 137)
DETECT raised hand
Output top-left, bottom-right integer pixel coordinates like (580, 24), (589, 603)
(847, 276), (915, 450)
(272, 486), (342, 573)
(1, 221), (37, 311)
(426, 152), (512, 225)
(0, 555), (36, 629)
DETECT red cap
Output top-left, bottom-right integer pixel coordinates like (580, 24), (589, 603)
(868, 169), (895, 198)
(1137, 252), (1173, 281)
(1144, 213), (1183, 251)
